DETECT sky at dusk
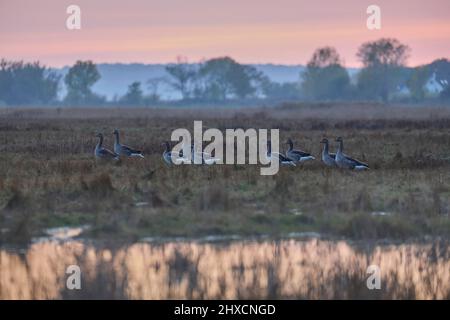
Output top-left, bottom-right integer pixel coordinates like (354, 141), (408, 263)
(1, 0), (449, 67)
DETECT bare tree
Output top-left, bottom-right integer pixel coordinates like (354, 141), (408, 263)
(146, 77), (166, 102)
(165, 56), (196, 100)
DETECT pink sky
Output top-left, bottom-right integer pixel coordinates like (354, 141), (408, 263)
(0, 0), (449, 67)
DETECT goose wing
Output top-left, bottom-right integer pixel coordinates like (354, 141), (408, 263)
(99, 148), (119, 159)
(291, 149), (312, 157)
(193, 151), (212, 158)
(344, 155), (368, 168)
(287, 149), (314, 162)
(272, 152), (296, 166)
(121, 144), (142, 155)
(273, 152), (291, 162)
(170, 151), (190, 164)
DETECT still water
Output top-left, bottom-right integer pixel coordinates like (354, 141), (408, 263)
(1, 238), (449, 299)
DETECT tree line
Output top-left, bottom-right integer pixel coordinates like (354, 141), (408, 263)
(0, 38), (449, 106)
(301, 39), (449, 103)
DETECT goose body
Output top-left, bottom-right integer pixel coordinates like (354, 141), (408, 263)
(320, 138), (337, 167)
(267, 141), (296, 166)
(95, 133), (119, 161)
(191, 143), (220, 165)
(113, 129), (144, 158)
(162, 142), (189, 165)
(335, 137), (369, 170)
(285, 138), (315, 163)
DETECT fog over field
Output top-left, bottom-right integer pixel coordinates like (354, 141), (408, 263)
(52, 63), (311, 100)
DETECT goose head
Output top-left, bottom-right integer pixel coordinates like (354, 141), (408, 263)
(335, 137), (344, 152)
(95, 133), (103, 145)
(112, 129), (120, 143)
(320, 138), (329, 144)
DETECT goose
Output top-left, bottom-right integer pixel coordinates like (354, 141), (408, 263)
(335, 137), (369, 170)
(285, 138), (315, 163)
(113, 129), (144, 158)
(162, 141), (189, 165)
(191, 142), (220, 165)
(266, 141), (296, 166)
(320, 138), (337, 167)
(94, 133), (119, 161)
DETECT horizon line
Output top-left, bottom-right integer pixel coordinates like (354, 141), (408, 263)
(7, 57), (449, 70)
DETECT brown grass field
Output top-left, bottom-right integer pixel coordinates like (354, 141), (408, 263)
(1, 102), (450, 300)
(0, 102), (450, 243)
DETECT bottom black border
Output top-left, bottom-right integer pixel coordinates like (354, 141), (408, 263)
(1, 300), (447, 319)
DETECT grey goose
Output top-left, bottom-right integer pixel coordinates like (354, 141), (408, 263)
(190, 142), (220, 165)
(335, 137), (369, 170)
(320, 138), (337, 167)
(267, 141), (296, 166)
(162, 141), (189, 165)
(95, 133), (119, 161)
(113, 129), (144, 158)
(285, 138), (315, 163)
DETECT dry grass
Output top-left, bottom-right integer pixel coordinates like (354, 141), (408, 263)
(1, 239), (449, 299)
(0, 103), (449, 243)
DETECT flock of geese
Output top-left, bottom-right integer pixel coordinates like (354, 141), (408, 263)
(95, 130), (369, 170)
(94, 130), (144, 161)
(266, 137), (369, 170)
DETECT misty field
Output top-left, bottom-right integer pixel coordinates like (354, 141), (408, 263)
(0, 103), (450, 244)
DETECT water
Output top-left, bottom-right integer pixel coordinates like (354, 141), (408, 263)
(1, 237), (448, 299)
(32, 225), (91, 243)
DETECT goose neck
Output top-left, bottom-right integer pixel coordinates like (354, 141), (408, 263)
(337, 140), (343, 153)
(323, 141), (329, 155)
(287, 141), (293, 151)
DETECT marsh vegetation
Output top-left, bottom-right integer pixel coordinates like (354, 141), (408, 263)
(0, 103), (449, 244)
(1, 239), (449, 299)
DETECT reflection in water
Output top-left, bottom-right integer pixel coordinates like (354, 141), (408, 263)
(1, 239), (449, 299)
